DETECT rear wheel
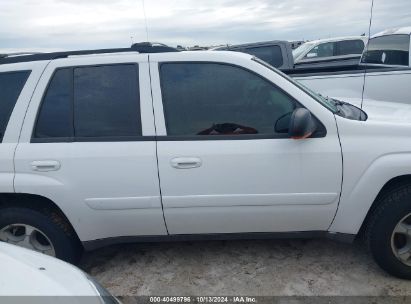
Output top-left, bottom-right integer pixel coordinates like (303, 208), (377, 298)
(0, 207), (82, 264)
(367, 183), (411, 279)
(391, 213), (411, 266)
(0, 223), (56, 256)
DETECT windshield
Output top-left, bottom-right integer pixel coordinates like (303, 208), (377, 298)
(252, 57), (337, 113)
(292, 42), (314, 59)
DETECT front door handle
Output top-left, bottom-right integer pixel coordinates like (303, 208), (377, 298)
(170, 157), (202, 169)
(31, 160), (61, 172)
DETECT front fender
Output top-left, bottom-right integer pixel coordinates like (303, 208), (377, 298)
(330, 152), (411, 234)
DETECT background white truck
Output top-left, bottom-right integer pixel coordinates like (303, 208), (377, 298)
(292, 36), (368, 68)
(292, 27), (411, 105)
(221, 28), (411, 105)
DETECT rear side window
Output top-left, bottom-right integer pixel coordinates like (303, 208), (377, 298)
(361, 34), (410, 66)
(0, 71), (31, 142)
(74, 65), (140, 138)
(238, 46), (284, 68)
(35, 69), (72, 139)
(305, 42), (334, 59)
(160, 63), (297, 137)
(335, 40), (365, 56)
(34, 64), (141, 141)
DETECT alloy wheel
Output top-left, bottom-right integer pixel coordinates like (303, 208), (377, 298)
(391, 213), (411, 266)
(0, 224), (56, 257)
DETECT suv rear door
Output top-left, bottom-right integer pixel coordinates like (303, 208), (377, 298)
(150, 53), (342, 235)
(14, 55), (167, 242)
(0, 64), (34, 193)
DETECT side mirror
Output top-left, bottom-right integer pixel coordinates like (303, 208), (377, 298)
(274, 112), (292, 133)
(288, 108), (316, 139)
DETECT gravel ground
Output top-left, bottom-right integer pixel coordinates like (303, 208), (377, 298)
(80, 238), (411, 297)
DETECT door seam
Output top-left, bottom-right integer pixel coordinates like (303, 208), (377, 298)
(147, 54), (170, 234)
(12, 60), (53, 193)
(327, 115), (344, 231)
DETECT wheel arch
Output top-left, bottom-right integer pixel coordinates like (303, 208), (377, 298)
(330, 152), (411, 235)
(0, 193), (82, 248)
(357, 175), (411, 239)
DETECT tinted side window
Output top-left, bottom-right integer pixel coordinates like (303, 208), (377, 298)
(74, 65), (141, 138)
(239, 46), (284, 68)
(335, 40), (365, 56)
(305, 42), (334, 58)
(34, 64), (141, 141)
(34, 69), (72, 139)
(0, 71), (30, 142)
(160, 63), (296, 137)
(362, 34), (410, 66)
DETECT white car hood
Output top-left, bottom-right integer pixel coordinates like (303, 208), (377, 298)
(335, 97), (411, 123)
(0, 243), (98, 299)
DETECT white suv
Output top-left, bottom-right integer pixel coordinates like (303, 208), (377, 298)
(1, 44), (411, 279)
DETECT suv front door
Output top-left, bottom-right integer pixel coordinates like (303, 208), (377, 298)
(14, 55), (167, 242)
(150, 54), (343, 235)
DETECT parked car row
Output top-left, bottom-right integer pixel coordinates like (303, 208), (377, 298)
(295, 27), (411, 105)
(216, 27), (411, 105)
(213, 36), (368, 70)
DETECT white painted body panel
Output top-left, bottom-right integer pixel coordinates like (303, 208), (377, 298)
(14, 142), (167, 241)
(328, 98), (411, 233)
(330, 114), (411, 234)
(150, 52), (342, 234)
(156, 138), (341, 234)
(0, 143), (15, 193)
(0, 242), (99, 297)
(14, 54), (167, 241)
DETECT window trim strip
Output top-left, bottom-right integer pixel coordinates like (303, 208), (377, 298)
(30, 131), (327, 143)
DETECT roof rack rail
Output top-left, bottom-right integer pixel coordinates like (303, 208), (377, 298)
(0, 52), (44, 58)
(0, 42), (179, 65)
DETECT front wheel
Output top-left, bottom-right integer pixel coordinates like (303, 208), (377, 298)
(367, 184), (411, 279)
(0, 207), (82, 264)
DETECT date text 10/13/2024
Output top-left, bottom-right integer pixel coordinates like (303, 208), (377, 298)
(149, 297), (257, 303)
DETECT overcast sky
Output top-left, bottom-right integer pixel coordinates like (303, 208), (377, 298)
(1, 0), (410, 52)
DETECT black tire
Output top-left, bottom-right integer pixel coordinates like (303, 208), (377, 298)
(366, 183), (411, 279)
(0, 207), (82, 264)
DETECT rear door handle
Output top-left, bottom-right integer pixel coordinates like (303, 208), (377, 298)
(170, 157), (202, 169)
(31, 160), (61, 172)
